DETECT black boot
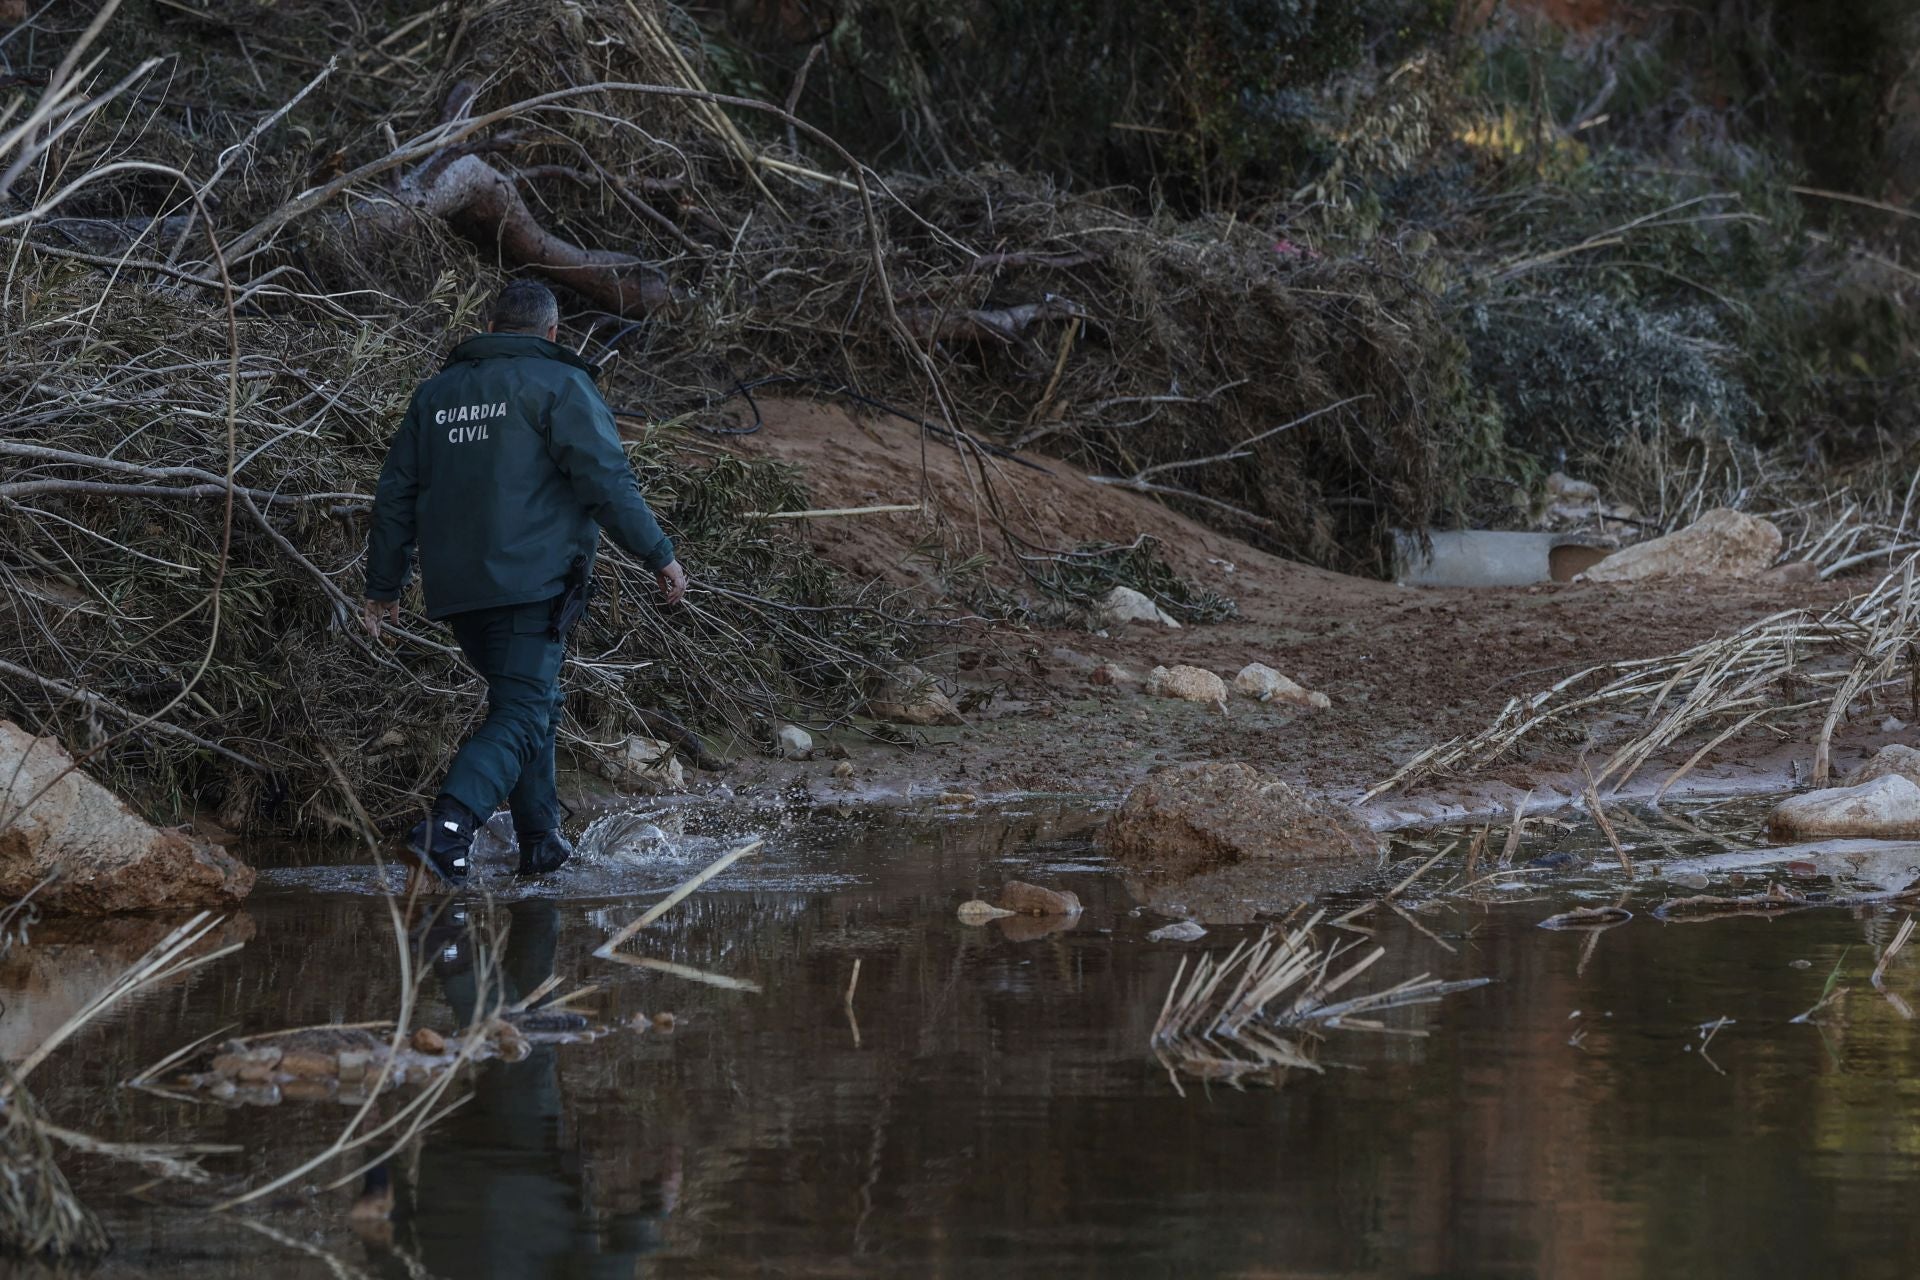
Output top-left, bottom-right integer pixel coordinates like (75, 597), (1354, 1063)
(515, 828), (573, 876)
(406, 797), (480, 884)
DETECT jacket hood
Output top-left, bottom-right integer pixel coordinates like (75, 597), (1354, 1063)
(445, 332), (601, 379)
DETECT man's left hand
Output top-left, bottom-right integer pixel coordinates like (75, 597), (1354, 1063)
(361, 598), (400, 639)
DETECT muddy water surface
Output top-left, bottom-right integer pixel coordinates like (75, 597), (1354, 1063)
(12, 800), (1920, 1278)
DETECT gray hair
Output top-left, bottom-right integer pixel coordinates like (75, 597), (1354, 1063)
(489, 280), (559, 334)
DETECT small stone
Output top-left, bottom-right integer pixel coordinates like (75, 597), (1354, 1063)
(281, 1077), (334, 1103)
(833, 759), (855, 779)
(1147, 920), (1208, 942)
(1146, 664), (1228, 711)
(938, 791), (977, 806)
(1673, 872), (1712, 891)
(1096, 586), (1181, 629)
(491, 1023), (530, 1061)
(997, 880), (1083, 916)
(865, 666), (965, 727)
(210, 1053), (247, 1078)
(1883, 717), (1909, 734)
(335, 1051), (371, 1083)
(1843, 743), (1920, 788)
(775, 724), (813, 759)
(652, 1011), (676, 1031)
(237, 1062), (277, 1084)
(1790, 959), (1813, 969)
(208, 1078), (238, 1100)
(957, 899), (1016, 925)
(411, 1027), (447, 1055)
(598, 735), (687, 792)
(1089, 662), (1137, 687)
(279, 1050), (337, 1079)
(1232, 663), (1330, 710)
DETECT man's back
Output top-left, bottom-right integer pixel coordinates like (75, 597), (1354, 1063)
(366, 331), (673, 621)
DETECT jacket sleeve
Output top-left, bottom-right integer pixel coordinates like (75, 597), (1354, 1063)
(545, 374), (676, 571)
(364, 394), (422, 601)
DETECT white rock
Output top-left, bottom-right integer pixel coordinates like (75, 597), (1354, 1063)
(1146, 665), (1228, 711)
(1097, 586), (1181, 629)
(599, 735), (686, 792)
(1147, 920), (1208, 942)
(1232, 663), (1331, 710)
(774, 724), (813, 759)
(1770, 774), (1920, 839)
(1580, 508), (1782, 583)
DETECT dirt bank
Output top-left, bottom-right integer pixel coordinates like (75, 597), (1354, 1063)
(643, 398), (1869, 822)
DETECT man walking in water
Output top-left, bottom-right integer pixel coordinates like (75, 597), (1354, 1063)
(362, 281), (686, 881)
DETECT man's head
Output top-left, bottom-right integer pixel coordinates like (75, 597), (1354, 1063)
(488, 280), (560, 340)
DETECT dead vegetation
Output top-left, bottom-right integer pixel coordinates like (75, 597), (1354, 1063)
(1150, 909), (1490, 1092)
(1369, 554), (1920, 801)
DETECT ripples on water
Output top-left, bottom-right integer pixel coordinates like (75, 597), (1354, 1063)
(12, 798), (1920, 1278)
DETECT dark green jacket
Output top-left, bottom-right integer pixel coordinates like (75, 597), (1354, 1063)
(365, 333), (674, 620)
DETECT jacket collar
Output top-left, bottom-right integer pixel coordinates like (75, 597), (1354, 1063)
(445, 331), (601, 379)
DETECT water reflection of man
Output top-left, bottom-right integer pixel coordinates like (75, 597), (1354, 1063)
(363, 899), (679, 1278)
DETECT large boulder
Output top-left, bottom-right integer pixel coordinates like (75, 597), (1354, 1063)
(1770, 774), (1920, 840)
(1107, 762), (1384, 881)
(1580, 508), (1781, 583)
(0, 720), (254, 913)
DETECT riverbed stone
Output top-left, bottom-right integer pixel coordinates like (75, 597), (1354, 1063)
(1147, 665), (1228, 710)
(997, 880), (1083, 916)
(1107, 762), (1386, 881)
(598, 735), (686, 792)
(0, 719), (255, 914)
(1769, 774), (1920, 839)
(1097, 586), (1181, 629)
(1580, 508), (1782, 583)
(865, 666), (965, 726)
(775, 724), (813, 759)
(411, 1027), (447, 1055)
(1841, 743), (1920, 789)
(1233, 663), (1331, 710)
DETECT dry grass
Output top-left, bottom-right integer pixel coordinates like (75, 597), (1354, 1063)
(1150, 911), (1489, 1092)
(1368, 553), (1920, 801)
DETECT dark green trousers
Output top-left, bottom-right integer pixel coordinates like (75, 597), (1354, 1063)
(439, 598), (565, 833)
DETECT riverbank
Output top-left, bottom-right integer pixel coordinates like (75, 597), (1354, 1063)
(649, 399), (1872, 827)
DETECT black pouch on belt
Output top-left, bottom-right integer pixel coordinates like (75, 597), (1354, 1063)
(550, 555), (596, 641)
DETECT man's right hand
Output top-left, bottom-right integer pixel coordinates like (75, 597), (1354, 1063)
(656, 560), (688, 606)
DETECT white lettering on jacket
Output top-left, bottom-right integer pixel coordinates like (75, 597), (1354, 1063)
(447, 423), (490, 443)
(432, 401), (509, 428)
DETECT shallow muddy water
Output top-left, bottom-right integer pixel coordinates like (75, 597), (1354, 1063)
(11, 798), (1920, 1278)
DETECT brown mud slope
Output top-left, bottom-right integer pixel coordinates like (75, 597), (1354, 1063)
(720, 399), (1859, 820)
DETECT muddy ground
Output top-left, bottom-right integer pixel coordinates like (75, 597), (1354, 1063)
(641, 398), (1884, 825)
